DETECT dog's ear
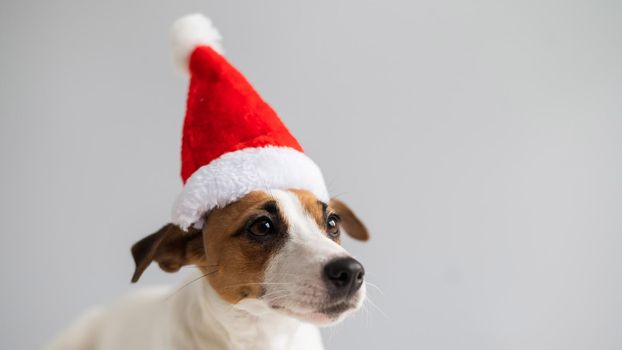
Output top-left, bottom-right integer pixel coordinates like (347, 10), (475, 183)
(329, 198), (370, 241)
(130, 224), (204, 283)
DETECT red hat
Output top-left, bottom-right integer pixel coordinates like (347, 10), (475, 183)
(170, 14), (329, 230)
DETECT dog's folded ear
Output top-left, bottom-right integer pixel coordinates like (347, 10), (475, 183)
(130, 224), (204, 283)
(329, 198), (370, 241)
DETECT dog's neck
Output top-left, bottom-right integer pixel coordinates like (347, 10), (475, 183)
(169, 276), (304, 350)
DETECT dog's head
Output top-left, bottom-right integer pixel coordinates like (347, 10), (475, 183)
(131, 189), (369, 325)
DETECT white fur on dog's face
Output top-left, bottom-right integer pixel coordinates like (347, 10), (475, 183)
(258, 190), (365, 325)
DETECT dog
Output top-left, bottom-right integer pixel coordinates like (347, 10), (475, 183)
(48, 189), (369, 349)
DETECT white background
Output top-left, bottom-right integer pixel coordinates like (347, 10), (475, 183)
(1, 0), (621, 349)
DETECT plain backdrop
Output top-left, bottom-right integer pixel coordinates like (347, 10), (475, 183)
(1, 0), (621, 349)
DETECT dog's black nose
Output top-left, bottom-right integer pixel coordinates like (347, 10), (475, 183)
(323, 257), (365, 296)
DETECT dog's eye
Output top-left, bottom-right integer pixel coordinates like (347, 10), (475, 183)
(326, 214), (340, 238)
(248, 217), (274, 237)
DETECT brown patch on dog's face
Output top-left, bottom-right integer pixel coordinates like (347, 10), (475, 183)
(289, 189), (327, 228)
(200, 191), (288, 304)
(289, 189), (340, 244)
(290, 189), (369, 242)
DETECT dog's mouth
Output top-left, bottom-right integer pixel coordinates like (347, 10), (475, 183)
(268, 295), (363, 325)
(318, 301), (354, 315)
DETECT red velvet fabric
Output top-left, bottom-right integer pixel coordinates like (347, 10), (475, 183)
(181, 46), (303, 183)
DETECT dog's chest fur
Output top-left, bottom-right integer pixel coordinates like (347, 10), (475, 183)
(50, 279), (323, 350)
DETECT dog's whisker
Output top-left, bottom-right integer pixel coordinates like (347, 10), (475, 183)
(363, 298), (374, 325)
(261, 290), (294, 301)
(221, 282), (294, 290)
(263, 295), (293, 305)
(364, 296), (389, 320)
(265, 289), (293, 296)
(364, 281), (384, 295)
(166, 270), (220, 300)
(179, 264), (220, 269)
(261, 288), (293, 297)
(262, 292), (292, 301)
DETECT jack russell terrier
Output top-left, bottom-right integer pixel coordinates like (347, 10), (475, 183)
(48, 13), (370, 350)
(49, 190), (368, 349)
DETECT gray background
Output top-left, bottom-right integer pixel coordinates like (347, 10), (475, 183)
(1, 0), (621, 349)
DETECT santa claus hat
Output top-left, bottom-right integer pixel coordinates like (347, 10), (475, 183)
(170, 14), (329, 230)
